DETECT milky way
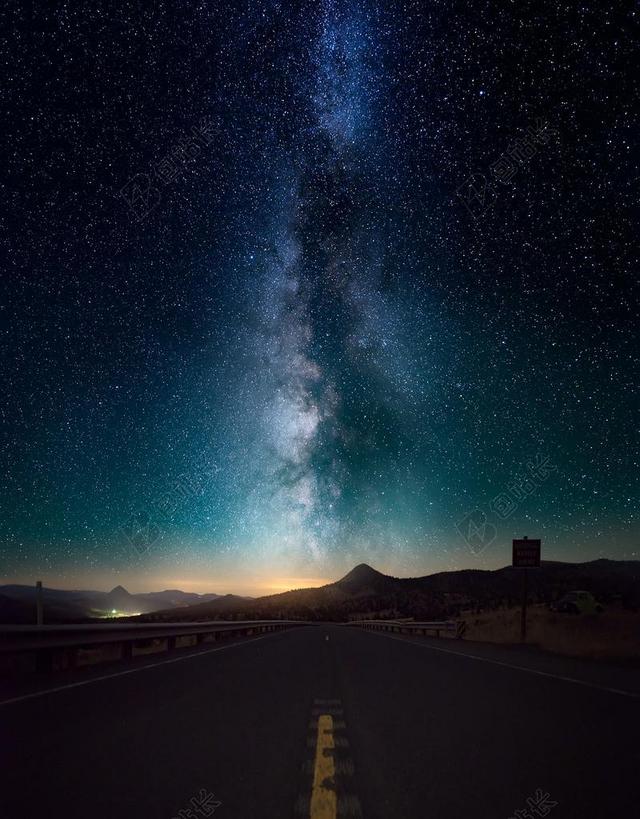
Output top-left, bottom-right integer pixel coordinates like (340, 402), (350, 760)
(238, 2), (394, 570)
(2, 0), (637, 591)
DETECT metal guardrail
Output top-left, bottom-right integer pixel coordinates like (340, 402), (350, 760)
(0, 620), (310, 672)
(347, 619), (466, 639)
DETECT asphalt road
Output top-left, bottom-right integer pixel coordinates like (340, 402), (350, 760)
(2, 626), (638, 819)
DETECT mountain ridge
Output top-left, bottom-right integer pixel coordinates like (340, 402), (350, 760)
(137, 559), (640, 623)
(0, 584), (225, 623)
(2, 559), (638, 624)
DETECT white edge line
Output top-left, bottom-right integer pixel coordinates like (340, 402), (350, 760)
(361, 629), (640, 699)
(0, 630), (290, 707)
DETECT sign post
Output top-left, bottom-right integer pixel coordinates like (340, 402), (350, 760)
(512, 537), (541, 643)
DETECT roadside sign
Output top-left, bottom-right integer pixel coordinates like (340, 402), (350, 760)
(512, 538), (541, 568)
(513, 537), (541, 643)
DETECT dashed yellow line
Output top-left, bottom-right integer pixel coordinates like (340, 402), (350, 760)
(310, 714), (337, 819)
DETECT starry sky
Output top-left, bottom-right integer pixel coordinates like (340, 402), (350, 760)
(2, 1), (638, 594)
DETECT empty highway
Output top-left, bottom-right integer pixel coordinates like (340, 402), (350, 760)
(2, 625), (638, 819)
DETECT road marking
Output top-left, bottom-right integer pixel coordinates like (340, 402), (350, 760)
(0, 631), (290, 708)
(362, 630), (640, 699)
(311, 706), (343, 716)
(310, 714), (337, 819)
(296, 698), (362, 818)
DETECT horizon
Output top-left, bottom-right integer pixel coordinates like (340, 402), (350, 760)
(3, 551), (636, 598)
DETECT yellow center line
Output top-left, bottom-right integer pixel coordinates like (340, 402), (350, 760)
(310, 714), (337, 819)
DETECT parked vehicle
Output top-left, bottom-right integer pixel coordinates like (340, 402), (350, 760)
(550, 590), (604, 614)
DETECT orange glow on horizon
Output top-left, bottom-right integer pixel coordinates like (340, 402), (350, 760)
(160, 575), (332, 596)
(1, 571), (333, 598)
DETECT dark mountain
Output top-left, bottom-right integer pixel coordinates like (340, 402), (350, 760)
(0, 593), (36, 624)
(0, 584), (223, 623)
(105, 585), (133, 611)
(141, 590), (222, 608)
(0, 585), (98, 622)
(139, 593), (258, 621)
(333, 563), (398, 595)
(137, 559), (640, 623)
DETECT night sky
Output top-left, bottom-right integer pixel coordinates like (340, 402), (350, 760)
(2, 1), (638, 594)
